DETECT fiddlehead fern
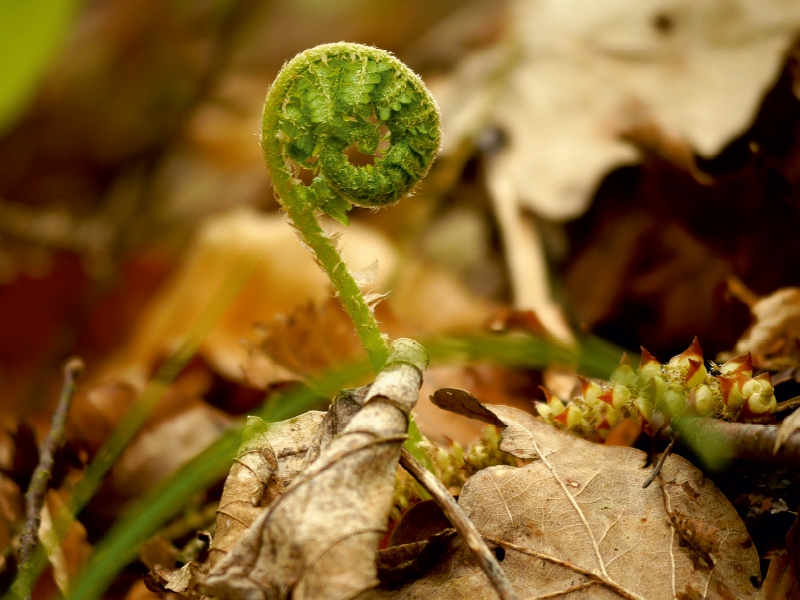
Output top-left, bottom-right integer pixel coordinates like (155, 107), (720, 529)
(261, 43), (441, 370)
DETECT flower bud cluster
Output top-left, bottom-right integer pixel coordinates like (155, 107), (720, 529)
(536, 338), (777, 441)
(390, 425), (518, 522)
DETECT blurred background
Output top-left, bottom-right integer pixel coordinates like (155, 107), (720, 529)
(2, 0), (800, 594)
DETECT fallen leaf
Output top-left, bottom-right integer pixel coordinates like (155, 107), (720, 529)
(108, 403), (231, 504)
(207, 414), (318, 569)
(388, 500), (452, 548)
(433, 0), (800, 340)
(243, 299), (367, 383)
(775, 408), (800, 454)
(199, 340), (427, 600)
(151, 562), (200, 595)
(376, 530), (458, 591)
(304, 386), (370, 466)
(39, 490), (92, 597)
(437, 0), (800, 221)
(103, 208), (397, 384)
(382, 404), (763, 599)
(763, 511), (800, 600)
(731, 287), (800, 371)
(0, 474), (21, 573)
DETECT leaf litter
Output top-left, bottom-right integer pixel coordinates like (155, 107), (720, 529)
(383, 389), (763, 599)
(198, 340), (429, 600)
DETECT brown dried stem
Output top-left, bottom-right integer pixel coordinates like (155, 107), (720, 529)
(641, 436), (678, 489)
(399, 447), (519, 600)
(16, 357), (84, 600)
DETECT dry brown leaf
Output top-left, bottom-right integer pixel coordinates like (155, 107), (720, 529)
(389, 260), (494, 337)
(39, 490), (92, 597)
(304, 386), (370, 466)
(763, 511), (800, 600)
(434, 0), (800, 339)
(109, 403), (231, 503)
(151, 562), (201, 595)
(102, 208), (397, 384)
(437, 0), (800, 221)
(208, 412), (325, 569)
(775, 409), (800, 455)
(199, 340), (428, 600)
(0, 473), (22, 572)
(732, 287), (800, 371)
(243, 299), (367, 383)
(381, 404), (762, 599)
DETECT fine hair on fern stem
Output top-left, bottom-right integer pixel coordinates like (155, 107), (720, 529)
(261, 43), (441, 371)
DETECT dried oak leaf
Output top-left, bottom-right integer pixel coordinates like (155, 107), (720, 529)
(208, 411), (325, 569)
(763, 510), (800, 600)
(243, 299), (367, 384)
(732, 287), (800, 371)
(775, 408), (800, 455)
(104, 208), (396, 384)
(437, 0), (800, 222)
(199, 340), (427, 600)
(380, 405), (762, 599)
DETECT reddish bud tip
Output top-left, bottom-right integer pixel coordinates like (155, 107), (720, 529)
(639, 347), (659, 368)
(599, 389), (614, 406)
(679, 336), (703, 362)
(539, 386), (556, 404)
(754, 372), (772, 385)
(685, 359), (707, 388)
(720, 352), (753, 377)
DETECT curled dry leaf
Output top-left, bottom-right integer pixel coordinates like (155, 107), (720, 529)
(763, 511), (800, 600)
(437, 0), (800, 222)
(731, 287), (800, 371)
(208, 412), (325, 569)
(149, 411), (325, 596)
(382, 403), (762, 599)
(199, 340), (428, 600)
(774, 409), (800, 455)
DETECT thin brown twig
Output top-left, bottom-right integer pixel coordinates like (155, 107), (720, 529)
(16, 357), (83, 600)
(642, 437), (678, 489)
(399, 447), (519, 600)
(776, 396), (800, 412)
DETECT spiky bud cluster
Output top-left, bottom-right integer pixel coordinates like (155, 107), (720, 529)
(390, 426), (518, 522)
(536, 338), (777, 441)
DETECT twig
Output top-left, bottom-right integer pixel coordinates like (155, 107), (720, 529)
(16, 357), (83, 600)
(642, 437), (678, 489)
(399, 447), (519, 600)
(776, 396), (800, 412)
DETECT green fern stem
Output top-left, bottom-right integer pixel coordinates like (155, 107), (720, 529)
(261, 43), (440, 371)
